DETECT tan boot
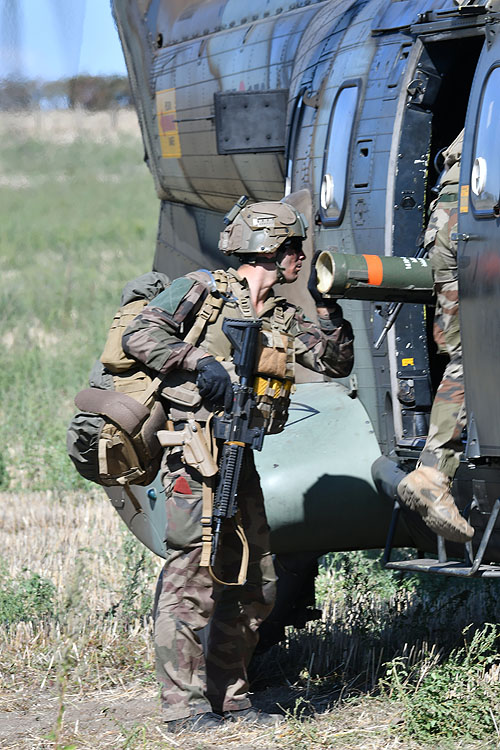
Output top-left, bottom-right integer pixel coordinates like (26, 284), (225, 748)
(397, 465), (474, 543)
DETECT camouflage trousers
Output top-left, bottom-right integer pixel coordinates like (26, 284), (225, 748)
(154, 446), (277, 721)
(419, 193), (465, 479)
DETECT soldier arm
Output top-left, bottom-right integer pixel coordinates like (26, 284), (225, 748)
(122, 276), (211, 374)
(292, 303), (354, 378)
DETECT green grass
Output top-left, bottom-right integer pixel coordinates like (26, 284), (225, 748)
(383, 624), (500, 741)
(0, 558), (56, 627)
(0, 125), (157, 489)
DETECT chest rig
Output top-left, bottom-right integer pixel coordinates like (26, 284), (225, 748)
(191, 270), (296, 434)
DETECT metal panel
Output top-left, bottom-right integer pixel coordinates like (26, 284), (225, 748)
(372, 0), (420, 33)
(460, 28), (500, 457)
(152, 200), (234, 278)
(371, 0), (457, 34)
(256, 382), (405, 554)
(149, 0), (328, 47)
(214, 90), (288, 154)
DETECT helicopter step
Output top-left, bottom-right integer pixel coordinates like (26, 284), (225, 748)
(372, 455), (500, 578)
(382, 498), (500, 579)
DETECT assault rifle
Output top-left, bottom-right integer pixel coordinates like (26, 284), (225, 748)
(211, 318), (266, 568)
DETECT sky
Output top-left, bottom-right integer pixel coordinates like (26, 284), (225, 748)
(1, 0), (127, 81)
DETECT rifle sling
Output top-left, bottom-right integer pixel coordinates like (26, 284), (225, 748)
(208, 511), (249, 587)
(198, 421), (249, 586)
(200, 419), (216, 569)
(200, 477), (214, 568)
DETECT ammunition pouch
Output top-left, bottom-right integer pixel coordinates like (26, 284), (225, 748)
(160, 371), (202, 408)
(253, 327), (295, 434)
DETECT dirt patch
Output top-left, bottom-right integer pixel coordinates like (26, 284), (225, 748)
(2, 684), (480, 750)
(0, 683), (399, 750)
(0, 686), (159, 749)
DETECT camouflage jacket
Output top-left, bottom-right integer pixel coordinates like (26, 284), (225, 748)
(424, 130), (463, 284)
(122, 268), (354, 381)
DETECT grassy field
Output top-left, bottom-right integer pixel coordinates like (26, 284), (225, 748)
(0, 109), (157, 490)
(1, 491), (500, 749)
(1, 110), (500, 749)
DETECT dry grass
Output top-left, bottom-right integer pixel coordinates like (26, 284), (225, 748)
(0, 108), (141, 144)
(0, 491), (496, 749)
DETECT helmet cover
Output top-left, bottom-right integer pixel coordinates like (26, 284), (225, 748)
(219, 201), (308, 256)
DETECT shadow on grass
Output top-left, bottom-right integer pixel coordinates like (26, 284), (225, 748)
(249, 558), (500, 719)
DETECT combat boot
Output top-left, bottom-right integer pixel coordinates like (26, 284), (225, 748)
(397, 465), (474, 543)
(164, 711), (224, 733)
(222, 706), (283, 726)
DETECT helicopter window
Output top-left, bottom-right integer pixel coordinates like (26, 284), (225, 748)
(320, 84), (359, 225)
(285, 88), (306, 196)
(471, 66), (500, 216)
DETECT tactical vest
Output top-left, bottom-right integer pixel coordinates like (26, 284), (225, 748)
(182, 269), (296, 434)
(93, 269), (296, 437)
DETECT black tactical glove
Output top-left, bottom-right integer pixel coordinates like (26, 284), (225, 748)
(196, 356), (233, 409)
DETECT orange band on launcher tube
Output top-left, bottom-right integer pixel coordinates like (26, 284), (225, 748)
(362, 254), (384, 286)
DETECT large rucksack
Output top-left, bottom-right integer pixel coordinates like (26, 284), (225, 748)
(66, 271), (170, 487)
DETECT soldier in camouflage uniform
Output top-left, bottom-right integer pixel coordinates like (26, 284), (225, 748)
(398, 132), (474, 544)
(122, 200), (354, 732)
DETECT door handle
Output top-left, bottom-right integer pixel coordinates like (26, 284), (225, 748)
(451, 233), (479, 242)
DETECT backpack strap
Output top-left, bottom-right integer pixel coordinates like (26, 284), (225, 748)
(184, 270), (230, 346)
(137, 376), (164, 405)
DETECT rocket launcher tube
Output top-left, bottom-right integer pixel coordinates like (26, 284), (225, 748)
(316, 250), (434, 304)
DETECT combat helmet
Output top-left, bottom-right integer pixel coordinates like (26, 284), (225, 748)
(219, 198), (308, 257)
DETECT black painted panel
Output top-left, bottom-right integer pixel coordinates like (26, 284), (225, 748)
(214, 90), (288, 154)
(460, 30), (500, 456)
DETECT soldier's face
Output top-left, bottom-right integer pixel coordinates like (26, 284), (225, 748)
(280, 240), (306, 283)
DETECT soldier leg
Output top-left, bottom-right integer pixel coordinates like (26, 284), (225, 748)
(206, 451), (277, 713)
(154, 449), (215, 721)
(398, 195), (473, 542)
(418, 279), (465, 479)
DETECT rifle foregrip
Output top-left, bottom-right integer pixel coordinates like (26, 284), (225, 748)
(214, 443), (243, 516)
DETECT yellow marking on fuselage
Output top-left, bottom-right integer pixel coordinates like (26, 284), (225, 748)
(157, 88), (182, 159)
(460, 184), (469, 214)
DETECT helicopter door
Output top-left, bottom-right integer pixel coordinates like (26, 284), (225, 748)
(459, 27), (500, 458)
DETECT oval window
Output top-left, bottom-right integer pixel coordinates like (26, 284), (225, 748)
(320, 84), (359, 225)
(471, 66), (500, 215)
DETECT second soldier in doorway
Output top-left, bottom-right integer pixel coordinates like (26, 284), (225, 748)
(398, 131), (474, 544)
(122, 200), (354, 732)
